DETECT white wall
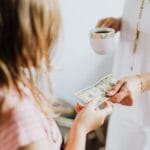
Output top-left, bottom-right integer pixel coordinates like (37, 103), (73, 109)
(51, 0), (125, 105)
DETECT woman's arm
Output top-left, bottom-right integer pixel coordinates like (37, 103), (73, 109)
(139, 72), (150, 92)
(107, 72), (150, 106)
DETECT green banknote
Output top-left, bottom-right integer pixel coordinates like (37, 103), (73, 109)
(75, 74), (117, 105)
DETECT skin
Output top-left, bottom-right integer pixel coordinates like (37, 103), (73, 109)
(18, 18), (150, 150)
(19, 101), (112, 150)
(96, 17), (121, 32)
(96, 17), (150, 106)
(107, 73), (150, 106)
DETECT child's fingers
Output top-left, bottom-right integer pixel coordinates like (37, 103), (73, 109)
(88, 99), (100, 108)
(75, 102), (85, 112)
(120, 97), (133, 106)
(99, 102), (112, 117)
(102, 101), (111, 108)
(104, 101), (109, 107)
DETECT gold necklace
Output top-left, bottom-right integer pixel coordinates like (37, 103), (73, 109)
(132, 0), (145, 54)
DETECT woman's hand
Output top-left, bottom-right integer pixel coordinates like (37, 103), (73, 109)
(75, 100), (112, 134)
(96, 17), (121, 32)
(107, 76), (142, 106)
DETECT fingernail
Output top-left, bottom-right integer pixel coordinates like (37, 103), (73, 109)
(104, 101), (108, 107)
(110, 98), (116, 103)
(107, 91), (114, 96)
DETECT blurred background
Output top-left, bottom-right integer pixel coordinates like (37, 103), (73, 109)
(49, 0), (126, 149)
(51, 0), (125, 106)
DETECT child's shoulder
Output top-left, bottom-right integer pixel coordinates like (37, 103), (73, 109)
(0, 86), (37, 123)
(0, 87), (18, 122)
(0, 87), (48, 150)
(0, 86), (62, 150)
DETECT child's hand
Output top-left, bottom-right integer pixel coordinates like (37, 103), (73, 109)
(75, 100), (112, 134)
(75, 102), (85, 113)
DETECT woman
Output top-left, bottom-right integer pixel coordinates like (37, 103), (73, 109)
(97, 0), (150, 149)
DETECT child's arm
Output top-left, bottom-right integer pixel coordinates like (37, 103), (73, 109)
(65, 101), (112, 150)
(64, 119), (87, 150)
(18, 101), (112, 150)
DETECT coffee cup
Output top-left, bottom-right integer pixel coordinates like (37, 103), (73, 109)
(90, 27), (115, 55)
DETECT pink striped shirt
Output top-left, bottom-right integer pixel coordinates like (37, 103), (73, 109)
(0, 87), (62, 150)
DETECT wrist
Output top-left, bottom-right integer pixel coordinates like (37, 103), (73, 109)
(66, 118), (87, 150)
(140, 73), (150, 92)
(136, 73), (150, 92)
(136, 74), (143, 93)
(73, 117), (88, 135)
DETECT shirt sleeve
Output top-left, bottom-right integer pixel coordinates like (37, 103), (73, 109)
(15, 100), (48, 146)
(0, 97), (48, 150)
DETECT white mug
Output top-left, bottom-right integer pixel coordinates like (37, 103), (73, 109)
(90, 27), (115, 55)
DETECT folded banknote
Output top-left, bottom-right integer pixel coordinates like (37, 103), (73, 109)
(75, 74), (117, 105)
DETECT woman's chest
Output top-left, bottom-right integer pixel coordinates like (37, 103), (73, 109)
(123, 0), (150, 32)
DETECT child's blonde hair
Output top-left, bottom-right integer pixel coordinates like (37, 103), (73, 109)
(0, 0), (61, 121)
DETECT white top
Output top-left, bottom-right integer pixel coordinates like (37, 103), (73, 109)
(113, 0), (150, 125)
(106, 0), (150, 149)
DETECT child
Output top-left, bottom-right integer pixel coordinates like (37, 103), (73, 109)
(0, 0), (112, 150)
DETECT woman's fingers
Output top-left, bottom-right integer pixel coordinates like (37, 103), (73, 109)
(100, 19), (111, 27)
(101, 19), (116, 28)
(107, 80), (125, 96)
(96, 19), (106, 27)
(108, 79), (134, 106)
(96, 17), (121, 32)
(110, 87), (128, 103)
(120, 97), (133, 106)
(109, 22), (120, 32)
(96, 18), (114, 28)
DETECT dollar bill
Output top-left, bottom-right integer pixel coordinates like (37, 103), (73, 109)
(75, 74), (117, 105)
